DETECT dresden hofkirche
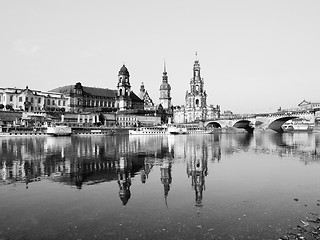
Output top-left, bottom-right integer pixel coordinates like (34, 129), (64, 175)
(159, 63), (172, 110)
(173, 56), (220, 124)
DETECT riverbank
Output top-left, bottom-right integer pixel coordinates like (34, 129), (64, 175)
(0, 127), (129, 137)
(279, 199), (320, 239)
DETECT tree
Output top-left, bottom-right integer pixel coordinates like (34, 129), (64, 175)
(5, 104), (12, 110)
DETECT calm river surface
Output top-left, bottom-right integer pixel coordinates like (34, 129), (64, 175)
(1, 132), (320, 240)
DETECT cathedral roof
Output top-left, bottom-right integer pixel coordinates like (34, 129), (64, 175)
(119, 64), (130, 76)
(50, 84), (116, 98)
(83, 86), (116, 98)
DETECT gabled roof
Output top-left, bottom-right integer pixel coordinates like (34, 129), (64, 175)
(130, 92), (144, 103)
(298, 100), (311, 106)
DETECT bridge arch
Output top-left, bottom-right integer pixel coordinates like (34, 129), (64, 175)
(233, 120), (254, 133)
(205, 121), (222, 128)
(268, 116), (298, 133)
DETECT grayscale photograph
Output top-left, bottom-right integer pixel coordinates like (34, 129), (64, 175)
(0, 1), (320, 239)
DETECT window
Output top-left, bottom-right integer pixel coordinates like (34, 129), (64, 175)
(10, 95), (13, 102)
(52, 100), (55, 105)
(19, 97), (22, 102)
(58, 100), (61, 106)
(0, 96), (1, 102)
(31, 97), (33, 103)
(47, 99), (50, 105)
(38, 98), (41, 104)
(26, 97), (29, 102)
(63, 101), (65, 106)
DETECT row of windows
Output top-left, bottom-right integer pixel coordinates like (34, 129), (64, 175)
(3, 95), (66, 106)
(119, 122), (136, 127)
(47, 99), (66, 106)
(83, 100), (115, 108)
(118, 117), (137, 121)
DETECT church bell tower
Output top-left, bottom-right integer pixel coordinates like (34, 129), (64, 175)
(117, 64), (131, 111)
(159, 62), (172, 110)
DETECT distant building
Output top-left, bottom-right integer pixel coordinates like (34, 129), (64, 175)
(50, 64), (144, 113)
(0, 86), (68, 112)
(51, 82), (117, 113)
(139, 82), (155, 111)
(116, 65), (144, 112)
(173, 55), (220, 123)
(298, 100), (320, 111)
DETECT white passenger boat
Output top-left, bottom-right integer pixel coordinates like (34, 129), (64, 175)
(167, 125), (187, 135)
(128, 126), (168, 135)
(185, 126), (213, 134)
(47, 125), (72, 136)
(282, 119), (314, 132)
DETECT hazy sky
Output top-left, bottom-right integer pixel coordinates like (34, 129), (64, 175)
(1, 0), (319, 113)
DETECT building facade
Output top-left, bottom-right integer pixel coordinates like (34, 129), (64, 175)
(0, 86), (68, 112)
(298, 100), (320, 111)
(50, 65), (143, 113)
(51, 82), (117, 113)
(173, 56), (220, 123)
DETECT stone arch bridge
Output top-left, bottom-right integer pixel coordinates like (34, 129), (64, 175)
(204, 110), (318, 133)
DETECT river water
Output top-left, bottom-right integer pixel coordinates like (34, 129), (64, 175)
(1, 132), (320, 240)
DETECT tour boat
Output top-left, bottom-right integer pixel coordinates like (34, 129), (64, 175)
(282, 119), (314, 132)
(47, 125), (72, 136)
(129, 126), (168, 135)
(185, 126), (214, 134)
(167, 125), (187, 135)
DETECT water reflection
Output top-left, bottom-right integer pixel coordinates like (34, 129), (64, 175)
(117, 157), (132, 205)
(1, 133), (320, 203)
(160, 159), (172, 207)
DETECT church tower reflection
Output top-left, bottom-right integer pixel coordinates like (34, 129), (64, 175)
(186, 146), (208, 207)
(140, 160), (153, 184)
(116, 157), (132, 206)
(160, 159), (172, 207)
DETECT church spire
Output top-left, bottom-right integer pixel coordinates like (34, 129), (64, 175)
(159, 61), (171, 110)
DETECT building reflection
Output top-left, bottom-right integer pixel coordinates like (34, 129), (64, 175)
(1, 133), (320, 207)
(185, 138), (208, 207)
(116, 157), (132, 206)
(140, 160), (152, 184)
(160, 159), (172, 207)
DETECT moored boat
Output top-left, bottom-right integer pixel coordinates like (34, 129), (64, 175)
(185, 126), (213, 134)
(129, 126), (168, 135)
(167, 125), (187, 135)
(47, 125), (72, 136)
(282, 119), (314, 132)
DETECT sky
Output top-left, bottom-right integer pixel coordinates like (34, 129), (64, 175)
(0, 0), (320, 114)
